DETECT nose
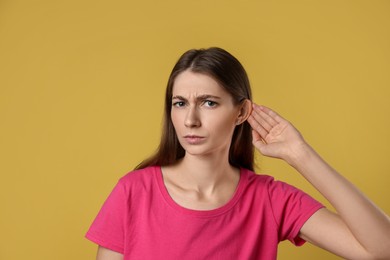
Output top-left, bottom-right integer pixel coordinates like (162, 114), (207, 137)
(184, 106), (201, 128)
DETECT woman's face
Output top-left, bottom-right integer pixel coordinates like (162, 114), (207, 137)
(171, 70), (241, 157)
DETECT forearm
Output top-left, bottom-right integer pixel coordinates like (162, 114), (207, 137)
(289, 143), (390, 256)
(96, 246), (123, 260)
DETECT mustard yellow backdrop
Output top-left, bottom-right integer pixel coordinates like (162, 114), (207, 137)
(1, 1), (389, 259)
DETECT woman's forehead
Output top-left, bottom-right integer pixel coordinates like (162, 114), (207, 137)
(172, 71), (229, 97)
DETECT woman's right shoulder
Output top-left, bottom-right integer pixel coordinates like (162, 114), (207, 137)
(117, 165), (160, 188)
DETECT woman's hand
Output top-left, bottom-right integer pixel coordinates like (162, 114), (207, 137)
(247, 104), (308, 165)
(247, 103), (390, 259)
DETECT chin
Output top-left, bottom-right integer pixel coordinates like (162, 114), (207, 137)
(182, 145), (228, 158)
(182, 147), (209, 156)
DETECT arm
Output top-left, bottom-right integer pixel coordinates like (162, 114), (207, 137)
(96, 246), (123, 260)
(247, 104), (390, 260)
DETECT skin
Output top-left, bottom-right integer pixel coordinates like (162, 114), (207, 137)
(97, 71), (390, 259)
(248, 105), (390, 259)
(162, 70), (252, 211)
(96, 247), (123, 260)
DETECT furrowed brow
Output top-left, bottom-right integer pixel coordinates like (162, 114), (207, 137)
(172, 95), (187, 101)
(171, 95), (220, 101)
(196, 95), (221, 101)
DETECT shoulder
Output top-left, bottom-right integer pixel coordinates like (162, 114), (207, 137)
(243, 169), (324, 213)
(242, 168), (276, 187)
(241, 168), (308, 196)
(117, 165), (159, 191)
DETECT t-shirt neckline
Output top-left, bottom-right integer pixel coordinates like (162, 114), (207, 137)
(154, 165), (248, 218)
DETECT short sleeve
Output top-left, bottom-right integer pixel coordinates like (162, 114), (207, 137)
(267, 179), (324, 246)
(85, 180), (127, 253)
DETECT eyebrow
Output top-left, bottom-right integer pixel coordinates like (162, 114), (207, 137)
(172, 94), (221, 101)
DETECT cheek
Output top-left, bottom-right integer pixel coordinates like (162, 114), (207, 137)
(170, 111), (182, 131)
(208, 114), (237, 133)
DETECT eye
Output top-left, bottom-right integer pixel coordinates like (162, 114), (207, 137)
(203, 100), (218, 108)
(172, 101), (186, 107)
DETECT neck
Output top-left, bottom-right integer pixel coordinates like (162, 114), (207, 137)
(176, 150), (239, 193)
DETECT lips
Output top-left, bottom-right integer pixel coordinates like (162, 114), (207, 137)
(183, 135), (205, 144)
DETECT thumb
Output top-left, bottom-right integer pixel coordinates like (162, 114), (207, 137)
(251, 130), (280, 158)
(251, 130), (267, 153)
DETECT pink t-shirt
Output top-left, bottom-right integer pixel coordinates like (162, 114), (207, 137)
(86, 166), (323, 259)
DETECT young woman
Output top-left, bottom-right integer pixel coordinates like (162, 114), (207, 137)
(86, 47), (390, 259)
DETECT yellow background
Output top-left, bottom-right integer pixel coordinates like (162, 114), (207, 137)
(1, 1), (389, 259)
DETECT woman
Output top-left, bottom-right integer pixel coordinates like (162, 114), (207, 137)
(86, 47), (390, 259)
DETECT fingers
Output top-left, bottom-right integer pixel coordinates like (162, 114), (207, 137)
(247, 103), (286, 139)
(253, 104), (284, 124)
(252, 105), (277, 131)
(247, 104), (275, 134)
(247, 114), (269, 140)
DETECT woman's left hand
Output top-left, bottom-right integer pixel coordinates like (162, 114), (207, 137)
(247, 104), (308, 164)
(248, 103), (390, 260)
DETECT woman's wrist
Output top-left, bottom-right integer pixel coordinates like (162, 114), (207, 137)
(286, 141), (317, 170)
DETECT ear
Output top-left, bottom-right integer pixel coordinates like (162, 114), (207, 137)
(236, 99), (252, 125)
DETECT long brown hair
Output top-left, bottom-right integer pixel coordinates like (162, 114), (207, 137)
(135, 47), (254, 171)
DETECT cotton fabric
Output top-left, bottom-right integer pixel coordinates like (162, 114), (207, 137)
(86, 166), (323, 259)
